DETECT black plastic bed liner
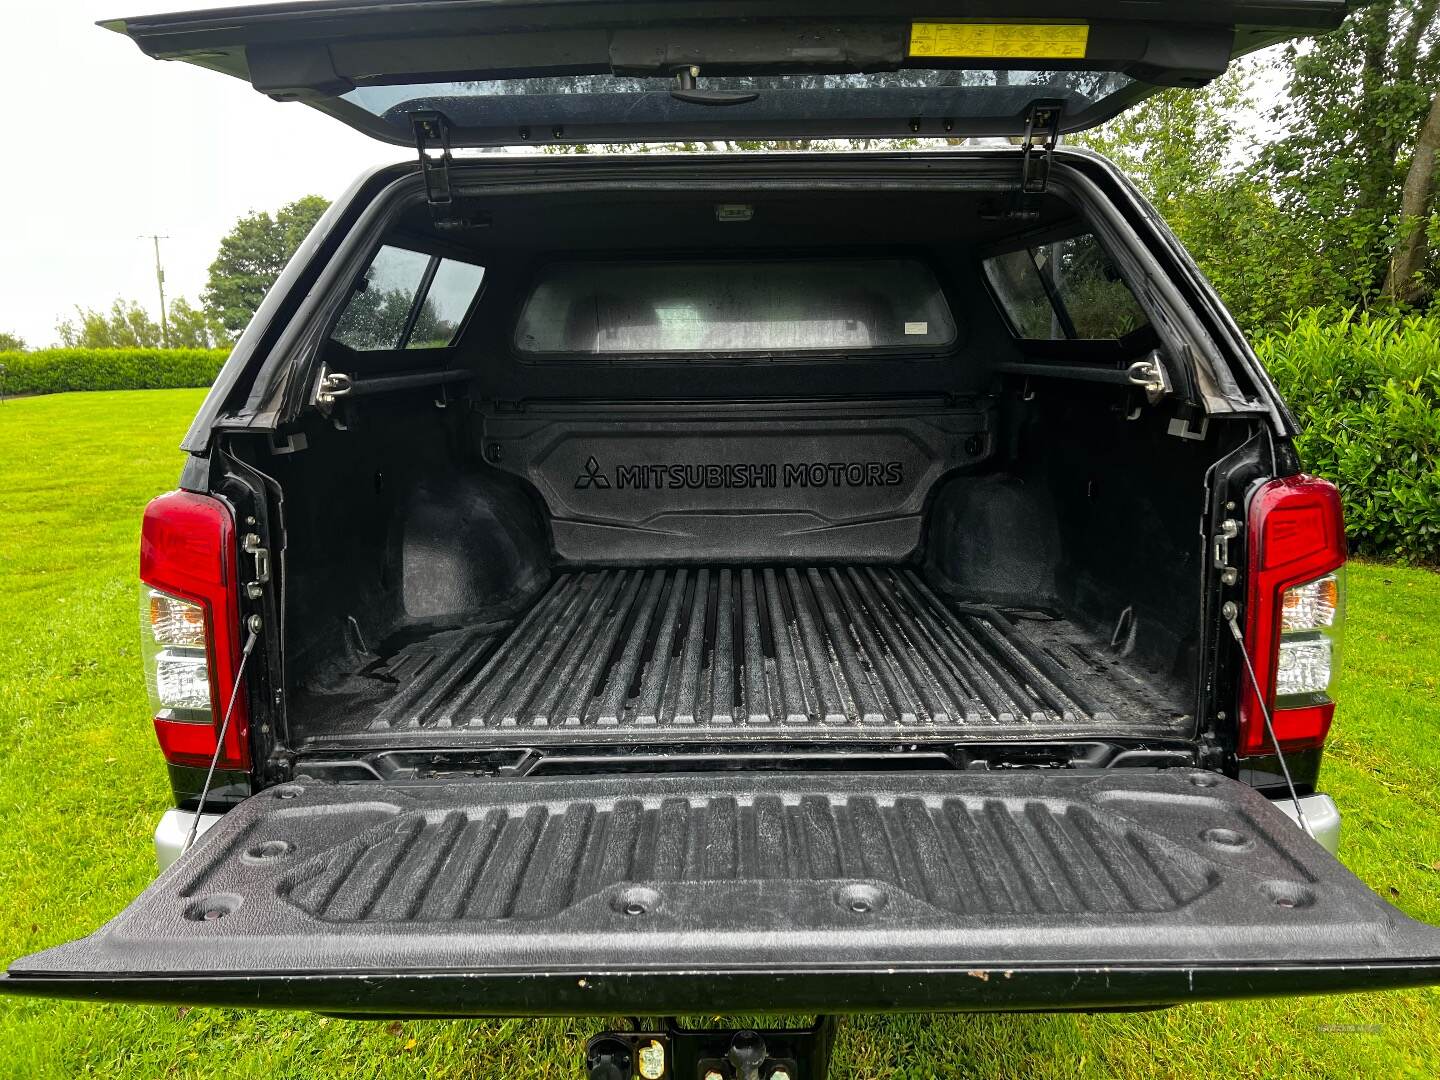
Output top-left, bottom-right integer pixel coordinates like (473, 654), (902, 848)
(8, 771), (1440, 1014)
(301, 565), (1187, 742)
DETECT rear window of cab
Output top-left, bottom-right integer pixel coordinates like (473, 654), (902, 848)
(513, 258), (957, 358)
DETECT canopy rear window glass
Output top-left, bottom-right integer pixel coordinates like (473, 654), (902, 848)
(342, 70), (1135, 140)
(514, 259), (957, 358)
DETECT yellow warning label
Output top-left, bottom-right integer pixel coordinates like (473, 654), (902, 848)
(909, 23), (1089, 60)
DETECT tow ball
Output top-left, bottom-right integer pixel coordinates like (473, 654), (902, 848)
(585, 1017), (837, 1080)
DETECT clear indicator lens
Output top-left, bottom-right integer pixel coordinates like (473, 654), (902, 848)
(141, 585), (213, 718)
(148, 589), (207, 647)
(1276, 636), (1333, 697)
(1281, 574), (1339, 631)
(152, 650), (211, 710)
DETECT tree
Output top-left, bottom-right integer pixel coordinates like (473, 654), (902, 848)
(57, 299), (165, 348)
(0, 331), (26, 351)
(1075, 66), (1253, 211)
(1385, 86), (1440, 301)
(203, 195), (330, 338)
(1072, 65), (1318, 330)
(55, 297), (223, 349)
(1059, 5), (1440, 323)
(1260, 0), (1440, 309)
(166, 297), (227, 349)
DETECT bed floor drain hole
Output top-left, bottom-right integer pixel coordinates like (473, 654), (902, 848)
(1187, 773), (1219, 788)
(611, 886), (660, 917)
(835, 883), (887, 915)
(185, 894), (242, 922)
(1202, 827), (1253, 851)
(274, 785), (304, 800)
(1259, 881), (1316, 909)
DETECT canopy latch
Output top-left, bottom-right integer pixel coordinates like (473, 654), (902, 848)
(411, 110), (455, 219)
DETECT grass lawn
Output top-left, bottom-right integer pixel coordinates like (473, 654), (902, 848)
(0, 388), (1437, 1078)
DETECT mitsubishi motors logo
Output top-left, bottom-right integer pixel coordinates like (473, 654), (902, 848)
(574, 455), (611, 489)
(570, 454), (906, 492)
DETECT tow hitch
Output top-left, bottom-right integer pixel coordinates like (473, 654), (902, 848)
(586, 1017), (837, 1080)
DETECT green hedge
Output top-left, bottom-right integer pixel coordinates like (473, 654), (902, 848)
(2, 322), (1437, 562)
(0, 348), (229, 396)
(1257, 309), (1440, 564)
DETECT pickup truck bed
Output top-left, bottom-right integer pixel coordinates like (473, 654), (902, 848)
(295, 564), (1187, 742)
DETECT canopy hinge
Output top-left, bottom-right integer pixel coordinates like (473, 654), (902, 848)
(1009, 101), (1063, 219)
(411, 110), (454, 219)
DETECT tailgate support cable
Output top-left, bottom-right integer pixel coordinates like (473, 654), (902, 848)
(182, 620), (262, 855)
(1222, 603), (1314, 838)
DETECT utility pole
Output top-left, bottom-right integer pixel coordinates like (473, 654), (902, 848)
(140, 234), (171, 347)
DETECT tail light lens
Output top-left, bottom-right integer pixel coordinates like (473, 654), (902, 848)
(139, 490), (250, 770)
(1239, 475), (1346, 755)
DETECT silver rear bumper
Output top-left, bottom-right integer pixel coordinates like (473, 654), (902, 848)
(154, 808), (224, 873)
(1273, 792), (1341, 855)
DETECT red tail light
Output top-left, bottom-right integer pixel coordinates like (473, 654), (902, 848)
(139, 490), (250, 770)
(1239, 475), (1346, 755)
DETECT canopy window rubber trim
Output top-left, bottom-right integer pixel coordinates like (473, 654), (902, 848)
(6, 770), (1440, 1013)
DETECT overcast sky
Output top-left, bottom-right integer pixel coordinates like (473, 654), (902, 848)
(0, 1), (398, 347)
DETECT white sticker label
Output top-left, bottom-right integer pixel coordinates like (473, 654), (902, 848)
(904, 321), (929, 335)
(637, 1040), (666, 1079)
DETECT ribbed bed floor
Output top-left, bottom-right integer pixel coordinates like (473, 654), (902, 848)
(311, 565), (1186, 738)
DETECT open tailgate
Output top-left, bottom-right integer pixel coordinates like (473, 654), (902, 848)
(6, 770), (1440, 1015)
